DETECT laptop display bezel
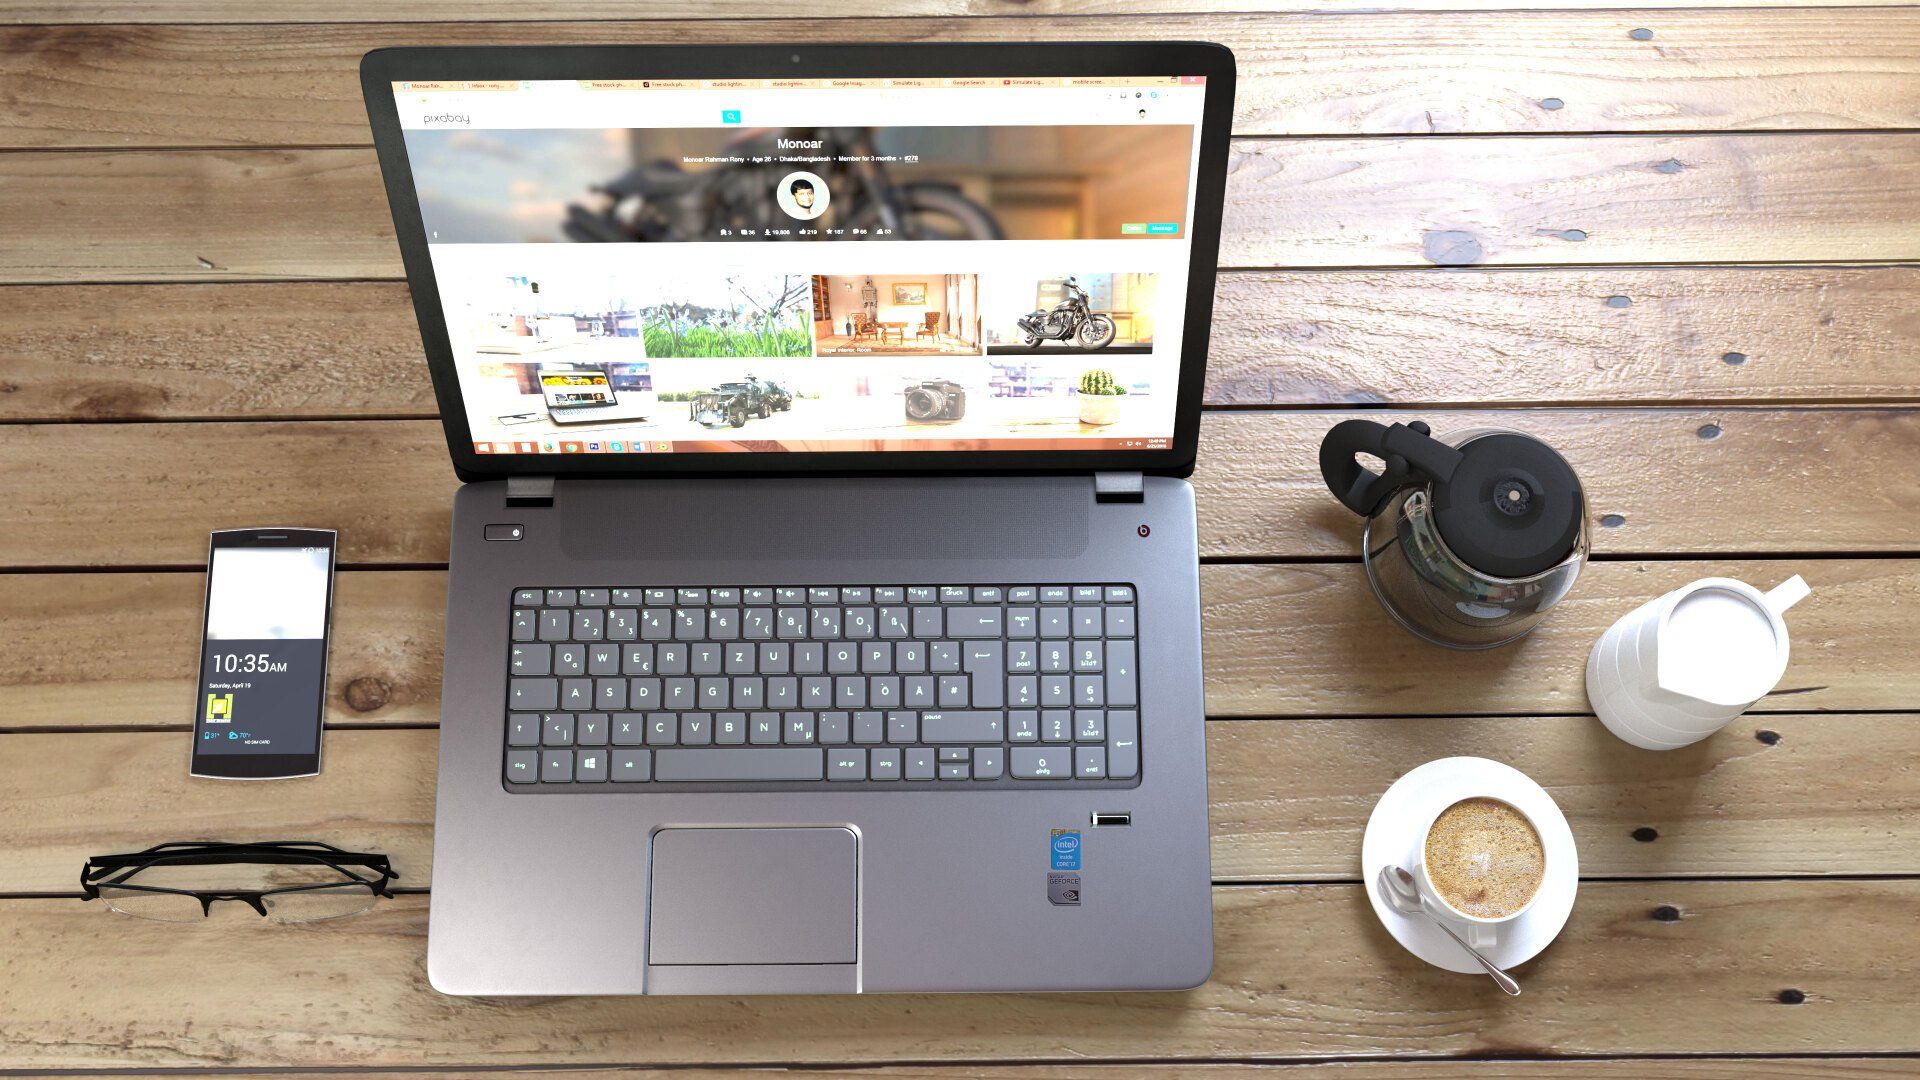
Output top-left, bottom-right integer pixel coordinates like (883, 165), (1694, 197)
(360, 42), (1235, 482)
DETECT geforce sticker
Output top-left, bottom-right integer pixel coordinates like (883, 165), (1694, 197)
(1048, 872), (1082, 906)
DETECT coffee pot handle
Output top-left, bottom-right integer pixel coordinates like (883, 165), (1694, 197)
(1319, 419), (1466, 517)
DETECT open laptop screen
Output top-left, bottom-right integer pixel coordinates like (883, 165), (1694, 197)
(388, 73), (1210, 458)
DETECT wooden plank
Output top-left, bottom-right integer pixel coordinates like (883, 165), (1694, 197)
(1, 0), (1904, 25)
(2, 558), (1910, 731)
(9, 267), (1919, 423)
(48, 1064), (1912, 1080)
(2, 880), (1916, 1068)
(4, 135), (1918, 283)
(5, 409), (1916, 567)
(1204, 266), (1920, 407)
(6, 712), (1915, 892)
(9, 10), (1920, 148)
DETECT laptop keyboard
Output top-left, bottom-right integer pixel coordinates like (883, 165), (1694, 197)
(503, 584), (1141, 790)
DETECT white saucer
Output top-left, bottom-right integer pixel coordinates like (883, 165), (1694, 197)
(1361, 756), (1579, 974)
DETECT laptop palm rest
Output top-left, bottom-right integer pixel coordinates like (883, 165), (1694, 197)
(647, 827), (858, 977)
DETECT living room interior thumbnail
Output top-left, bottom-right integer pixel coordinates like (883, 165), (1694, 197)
(811, 274), (983, 355)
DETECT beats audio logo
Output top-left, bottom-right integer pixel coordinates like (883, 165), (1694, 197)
(1137, 524), (1152, 538)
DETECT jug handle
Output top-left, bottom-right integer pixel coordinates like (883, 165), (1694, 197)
(1763, 575), (1811, 617)
(1319, 419), (1465, 517)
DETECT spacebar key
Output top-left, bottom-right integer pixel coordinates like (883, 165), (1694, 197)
(654, 748), (824, 781)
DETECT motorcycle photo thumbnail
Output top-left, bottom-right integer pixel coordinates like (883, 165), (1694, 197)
(983, 273), (1158, 354)
(810, 275), (983, 357)
(401, 125), (1194, 244)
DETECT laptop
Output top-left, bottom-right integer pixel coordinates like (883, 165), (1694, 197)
(362, 41), (1235, 995)
(536, 368), (653, 425)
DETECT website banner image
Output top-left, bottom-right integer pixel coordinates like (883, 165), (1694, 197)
(405, 124), (1193, 245)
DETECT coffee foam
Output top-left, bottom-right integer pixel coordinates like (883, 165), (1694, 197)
(1423, 797), (1545, 919)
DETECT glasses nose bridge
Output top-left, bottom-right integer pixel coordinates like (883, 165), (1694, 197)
(202, 893), (271, 917)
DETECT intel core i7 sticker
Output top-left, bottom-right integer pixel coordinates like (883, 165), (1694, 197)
(1051, 828), (1082, 870)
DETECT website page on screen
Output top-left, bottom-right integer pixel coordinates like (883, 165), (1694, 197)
(393, 75), (1208, 456)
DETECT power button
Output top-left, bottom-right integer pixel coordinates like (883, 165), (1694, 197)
(484, 524), (525, 541)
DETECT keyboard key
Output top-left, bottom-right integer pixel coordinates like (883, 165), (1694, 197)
(1006, 608), (1037, 638)
(681, 713), (713, 745)
(560, 678), (593, 710)
(827, 748), (866, 780)
(1009, 711), (1039, 742)
(1041, 586), (1071, 603)
(1009, 586), (1037, 603)
(576, 750), (608, 782)
(1108, 710), (1139, 779)
(1075, 674), (1106, 708)
(542, 713), (575, 745)
(588, 643), (621, 675)
(920, 711), (1004, 743)
(841, 586), (871, 604)
(510, 678), (558, 711)
(938, 746), (969, 762)
(972, 586), (1003, 603)
(1075, 746), (1107, 779)
(853, 711), (884, 744)
(874, 587), (904, 603)
(1074, 586), (1102, 603)
(809, 586), (840, 604)
(1042, 710), (1071, 743)
(974, 746), (1005, 779)
(912, 606), (943, 639)
(715, 712), (747, 745)
(511, 644), (551, 676)
(611, 749), (650, 781)
(939, 763), (970, 780)
(1106, 607), (1135, 637)
(939, 586), (968, 603)
(647, 714), (677, 745)
(930, 642), (960, 673)
(906, 585), (937, 604)
(579, 589), (610, 607)
(711, 587), (740, 605)
(540, 750), (573, 782)
(506, 749), (539, 782)
(887, 711), (917, 744)
(545, 589), (577, 606)
(645, 588), (673, 605)
(554, 644), (585, 676)
(641, 609), (671, 640)
(611, 588), (642, 605)
(1074, 709), (1105, 743)
(1010, 747), (1069, 779)
(1072, 608), (1103, 638)
(750, 713), (780, 744)
(947, 607), (1002, 638)
(870, 748), (902, 780)
(514, 589), (542, 606)
(1039, 608), (1070, 638)
(576, 713), (609, 745)
(818, 711), (849, 744)
(654, 748), (824, 781)
(785, 712), (817, 744)
(677, 587), (708, 605)
(1108, 641), (1137, 706)
(1074, 642), (1103, 673)
(675, 609), (706, 639)
(538, 610), (570, 642)
(938, 674), (969, 707)
(512, 609), (537, 641)
(611, 713), (644, 745)
(507, 713), (539, 746)
(905, 748), (936, 780)
(1105, 586), (1135, 604)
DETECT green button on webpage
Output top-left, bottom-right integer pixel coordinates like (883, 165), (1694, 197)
(1146, 222), (1180, 235)
(1120, 223), (1147, 235)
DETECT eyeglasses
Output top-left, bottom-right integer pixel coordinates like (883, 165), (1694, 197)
(81, 841), (399, 923)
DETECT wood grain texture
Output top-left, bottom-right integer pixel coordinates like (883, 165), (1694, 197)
(3, 559), (1910, 731)
(1204, 266), (1920, 407)
(5, 409), (1915, 567)
(6, 713), (1915, 892)
(2, 880), (1916, 1068)
(8, 267), (1919, 423)
(41, 1065), (1914, 1080)
(2, 0), (1906, 23)
(5, 135), (1918, 283)
(8, 9), (1920, 148)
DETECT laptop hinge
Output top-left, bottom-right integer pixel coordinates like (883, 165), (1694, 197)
(505, 475), (556, 507)
(1093, 471), (1145, 504)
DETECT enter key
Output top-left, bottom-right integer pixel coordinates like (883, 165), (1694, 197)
(962, 639), (1004, 708)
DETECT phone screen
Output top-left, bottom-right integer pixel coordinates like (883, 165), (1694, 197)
(190, 530), (336, 779)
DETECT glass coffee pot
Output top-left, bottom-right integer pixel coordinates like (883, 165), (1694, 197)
(1319, 419), (1588, 649)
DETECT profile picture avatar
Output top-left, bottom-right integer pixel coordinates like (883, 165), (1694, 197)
(776, 171), (829, 221)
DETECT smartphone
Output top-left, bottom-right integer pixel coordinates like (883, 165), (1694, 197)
(190, 528), (338, 779)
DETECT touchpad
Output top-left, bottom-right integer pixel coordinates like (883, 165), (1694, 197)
(647, 827), (857, 966)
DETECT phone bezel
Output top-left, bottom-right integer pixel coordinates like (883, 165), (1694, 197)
(189, 528), (338, 780)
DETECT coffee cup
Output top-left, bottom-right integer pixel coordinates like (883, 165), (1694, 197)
(1410, 794), (1549, 947)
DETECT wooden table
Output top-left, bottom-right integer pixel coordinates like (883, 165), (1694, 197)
(2, 2), (1918, 1076)
(879, 320), (910, 344)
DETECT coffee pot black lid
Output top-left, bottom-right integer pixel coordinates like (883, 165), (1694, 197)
(1319, 419), (1584, 579)
(1427, 431), (1583, 579)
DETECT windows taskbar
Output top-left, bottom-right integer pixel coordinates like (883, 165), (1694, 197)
(474, 437), (1171, 454)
